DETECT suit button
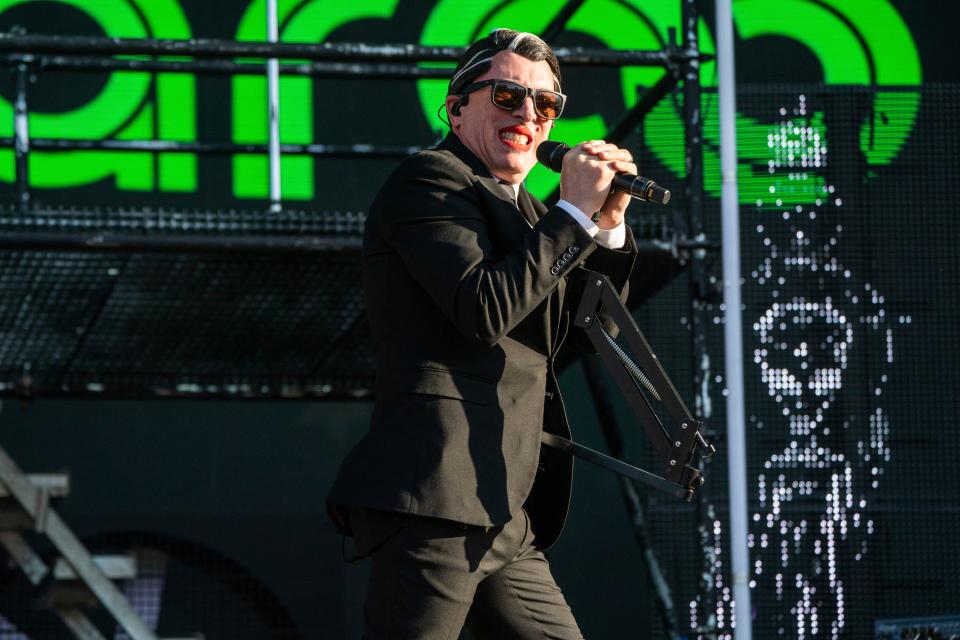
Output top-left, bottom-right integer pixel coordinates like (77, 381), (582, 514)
(562, 251), (572, 261)
(558, 259), (568, 268)
(550, 266), (560, 276)
(570, 245), (580, 254)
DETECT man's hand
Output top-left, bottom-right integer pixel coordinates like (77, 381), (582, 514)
(558, 139), (637, 230)
(584, 141), (636, 230)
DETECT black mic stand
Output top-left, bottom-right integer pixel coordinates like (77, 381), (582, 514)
(542, 268), (715, 501)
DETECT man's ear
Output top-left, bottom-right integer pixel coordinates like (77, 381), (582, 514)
(445, 95), (463, 126)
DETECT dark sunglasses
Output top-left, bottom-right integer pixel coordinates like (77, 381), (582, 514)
(459, 79), (566, 120)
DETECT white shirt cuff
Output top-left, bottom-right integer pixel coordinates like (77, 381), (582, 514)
(556, 199), (626, 249)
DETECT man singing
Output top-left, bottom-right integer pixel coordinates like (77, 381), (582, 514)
(329, 28), (639, 639)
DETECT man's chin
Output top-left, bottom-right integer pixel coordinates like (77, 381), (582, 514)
(501, 155), (536, 175)
(493, 163), (534, 183)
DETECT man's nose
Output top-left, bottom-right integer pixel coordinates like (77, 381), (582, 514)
(514, 96), (538, 122)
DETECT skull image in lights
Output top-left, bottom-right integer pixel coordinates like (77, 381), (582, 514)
(747, 233), (895, 640)
(757, 298), (853, 416)
(688, 95), (903, 640)
(752, 292), (861, 639)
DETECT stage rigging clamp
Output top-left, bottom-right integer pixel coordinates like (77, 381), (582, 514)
(542, 268), (716, 501)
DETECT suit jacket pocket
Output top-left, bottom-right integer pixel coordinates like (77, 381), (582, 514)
(399, 368), (497, 405)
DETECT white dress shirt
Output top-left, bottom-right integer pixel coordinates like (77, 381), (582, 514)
(498, 181), (626, 250)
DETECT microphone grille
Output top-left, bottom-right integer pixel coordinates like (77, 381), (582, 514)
(536, 141), (568, 173)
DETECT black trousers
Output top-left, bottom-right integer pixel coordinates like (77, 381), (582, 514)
(349, 507), (584, 640)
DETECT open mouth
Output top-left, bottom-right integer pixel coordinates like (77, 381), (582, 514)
(498, 126), (532, 151)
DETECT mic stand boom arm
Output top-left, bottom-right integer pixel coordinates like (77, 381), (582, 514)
(542, 268), (715, 501)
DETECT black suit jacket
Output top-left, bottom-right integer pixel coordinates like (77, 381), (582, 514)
(328, 133), (637, 549)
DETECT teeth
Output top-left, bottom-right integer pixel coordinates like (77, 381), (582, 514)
(500, 131), (530, 145)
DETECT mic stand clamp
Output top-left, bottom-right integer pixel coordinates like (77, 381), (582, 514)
(542, 268), (715, 501)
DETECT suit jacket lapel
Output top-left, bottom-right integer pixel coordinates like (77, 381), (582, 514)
(438, 134), (533, 238)
(518, 185), (566, 356)
(437, 133), (565, 355)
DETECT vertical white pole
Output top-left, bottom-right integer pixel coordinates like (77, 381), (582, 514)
(715, 0), (753, 637)
(266, 0), (282, 213)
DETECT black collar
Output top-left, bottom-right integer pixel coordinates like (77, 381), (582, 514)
(437, 133), (540, 226)
(436, 132), (493, 179)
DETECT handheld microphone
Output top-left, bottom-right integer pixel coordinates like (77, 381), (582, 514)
(536, 141), (671, 205)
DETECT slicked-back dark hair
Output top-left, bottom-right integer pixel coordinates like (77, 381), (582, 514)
(448, 28), (562, 96)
